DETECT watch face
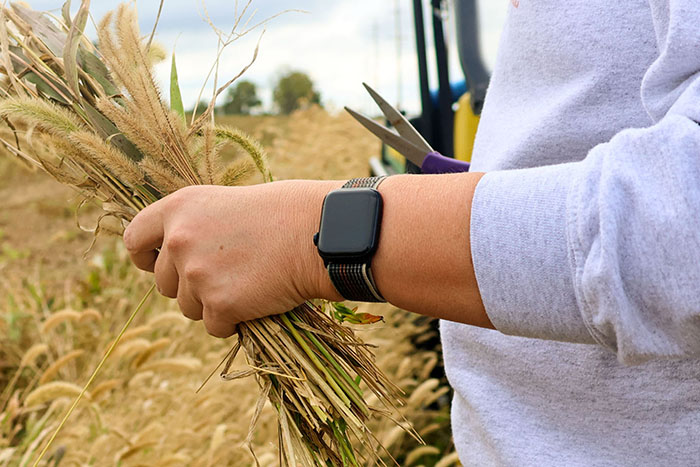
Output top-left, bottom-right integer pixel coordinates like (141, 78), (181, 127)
(317, 188), (382, 261)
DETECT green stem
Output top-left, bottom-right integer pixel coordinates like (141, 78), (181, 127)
(291, 319), (367, 416)
(290, 311), (364, 398)
(279, 314), (352, 407)
(331, 421), (359, 467)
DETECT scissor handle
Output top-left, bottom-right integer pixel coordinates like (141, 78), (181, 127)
(421, 152), (471, 174)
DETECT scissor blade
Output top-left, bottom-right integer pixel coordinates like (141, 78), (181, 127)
(362, 82), (434, 154)
(344, 106), (428, 167)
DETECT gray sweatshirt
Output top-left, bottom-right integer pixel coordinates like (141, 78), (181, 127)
(441, 1), (700, 465)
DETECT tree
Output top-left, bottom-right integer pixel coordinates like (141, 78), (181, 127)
(222, 80), (261, 115)
(272, 71), (321, 115)
(189, 99), (210, 117)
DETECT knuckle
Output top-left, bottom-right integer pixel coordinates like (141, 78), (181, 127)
(169, 185), (197, 206)
(122, 225), (136, 251)
(183, 264), (207, 283)
(164, 229), (190, 252)
(204, 294), (231, 314)
(168, 186), (187, 201)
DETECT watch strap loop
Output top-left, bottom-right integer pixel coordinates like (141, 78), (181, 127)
(327, 176), (387, 302)
(328, 263), (385, 302)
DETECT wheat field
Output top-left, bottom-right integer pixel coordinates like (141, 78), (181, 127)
(0, 107), (459, 466)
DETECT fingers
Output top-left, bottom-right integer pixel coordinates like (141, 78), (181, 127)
(130, 249), (158, 273)
(177, 279), (203, 321)
(123, 200), (165, 271)
(179, 276), (235, 337)
(154, 248), (179, 298)
(203, 305), (237, 338)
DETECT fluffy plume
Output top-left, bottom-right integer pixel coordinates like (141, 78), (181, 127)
(0, 97), (84, 136)
(216, 125), (272, 182)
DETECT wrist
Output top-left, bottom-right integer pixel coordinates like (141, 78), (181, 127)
(316, 176), (387, 302)
(291, 179), (344, 302)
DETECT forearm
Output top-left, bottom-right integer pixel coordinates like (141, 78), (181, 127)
(302, 173), (493, 329)
(125, 174), (492, 337)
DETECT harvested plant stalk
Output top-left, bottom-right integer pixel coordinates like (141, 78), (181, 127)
(0, 1), (415, 465)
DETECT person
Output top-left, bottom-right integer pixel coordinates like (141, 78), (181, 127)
(123, 1), (700, 465)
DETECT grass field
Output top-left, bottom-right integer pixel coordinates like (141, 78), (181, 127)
(0, 108), (458, 466)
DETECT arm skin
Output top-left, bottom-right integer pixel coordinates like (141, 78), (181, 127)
(370, 173), (492, 328)
(123, 172), (493, 338)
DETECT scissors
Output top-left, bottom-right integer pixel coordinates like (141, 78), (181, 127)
(345, 83), (471, 174)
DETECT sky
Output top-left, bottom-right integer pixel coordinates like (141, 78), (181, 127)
(28, 0), (509, 115)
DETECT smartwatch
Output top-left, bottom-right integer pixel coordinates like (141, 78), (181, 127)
(313, 176), (386, 302)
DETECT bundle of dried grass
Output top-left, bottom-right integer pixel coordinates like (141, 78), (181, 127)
(0, 1), (416, 465)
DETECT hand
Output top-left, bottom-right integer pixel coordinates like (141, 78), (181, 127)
(123, 181), (342, 338)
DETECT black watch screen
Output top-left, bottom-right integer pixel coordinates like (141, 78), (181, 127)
(314, 188), (383, 263)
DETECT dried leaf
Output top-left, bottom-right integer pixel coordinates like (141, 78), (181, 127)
(220, 368), (257, 381)
(61, 0), (72, 28)
(63, 0), (90, 98)
(11, 4), (66, 56)
(0, 9), (26, 96)
(246, 381), (271, 466)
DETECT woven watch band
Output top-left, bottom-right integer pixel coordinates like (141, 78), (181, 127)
(328, 263), (385, 302)
(327, 176), (386, 303)
(342, 176), (386, 189)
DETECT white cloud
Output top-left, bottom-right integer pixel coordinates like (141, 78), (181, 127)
(151, 0), (417, 114)
(27, 0), (508, 116)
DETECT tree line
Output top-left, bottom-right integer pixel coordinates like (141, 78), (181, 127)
(191, 70), (321, 116)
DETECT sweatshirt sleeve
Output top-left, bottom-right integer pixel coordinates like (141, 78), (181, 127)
(471, 0), (700, 365)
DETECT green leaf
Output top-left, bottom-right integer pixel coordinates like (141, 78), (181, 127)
(86, 269), (101, 295)
(82, 102), (143, 162)
(169, 54), (185, 122)
(63, 0), (90, 98)
(330, 302), (383, 324)
(22, 278), (43, 308)
(79, 49), (119, 97)
(5, 293), (23, 341)
(8, 45), (27, 74)
(23, 71), (69, 104)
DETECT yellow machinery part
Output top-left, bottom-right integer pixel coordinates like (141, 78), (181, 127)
(453, 92), (480, 162)
(384, 145), (405, 172)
